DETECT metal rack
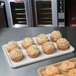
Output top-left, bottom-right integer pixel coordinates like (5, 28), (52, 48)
(36, 1), (52, 25)
(10, 2), (26, 24)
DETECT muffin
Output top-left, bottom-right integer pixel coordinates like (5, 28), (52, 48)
(46, 65), (59, 76)
(9, 48), (23, 62)
(26, 45), (40, 58)
(42, 42), (55, 54)
(56, 38), (70, 50)
(36, 34), (48, 45)
(22, 38), (34, 49)
(54, 74), (64, 76)
(60, 61), (75, 72)
(6, 41), (18, 53)
(68, 69), (76, 76)
(50, 30), (62, 42)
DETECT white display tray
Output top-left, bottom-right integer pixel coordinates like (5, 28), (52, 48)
(2, 34), (75, 68)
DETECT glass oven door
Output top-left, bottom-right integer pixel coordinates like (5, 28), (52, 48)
(33, 0), (58, 27)
(4, 0), (28, 28)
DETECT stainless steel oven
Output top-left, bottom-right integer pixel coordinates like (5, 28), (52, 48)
(4, 0), (65, 28)
(4, 0), (29, 28)
(33, 0), (58, 27)
(33, 0), (65, 27)
(4, 0), (35, 28)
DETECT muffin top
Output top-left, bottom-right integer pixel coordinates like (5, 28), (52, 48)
(42, 42), (55, 52)
(56, 38), (70, 46)
(6, 41), (18, 53)
(22, 38), (34, 46)
(36, 34), (48, 44)
(42, 42), (55, 48)
(6, 41), (18, 47)
(50, 30), (62, 41)
(10, 48), (23, 59)
(26, 45), (40, 56)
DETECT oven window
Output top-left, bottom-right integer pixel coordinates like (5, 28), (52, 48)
(10, 1), (26, 25)
(36, 1), (52, 25)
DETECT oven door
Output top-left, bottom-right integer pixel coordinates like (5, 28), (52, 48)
(4, 0), (28, 28)
(34, 0), (58, 27)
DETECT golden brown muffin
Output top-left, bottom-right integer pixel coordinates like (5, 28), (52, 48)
(50, 30), (62, 42)
(46, 65), (59, 76)
(60, 61), (75, 72)
(54, 74), (64, 76)
(56, 38), (70, 50)
(42, 42), (55, 55)
(68, 69), (76, 76)
(36, 34), (48, 45)
(26, 45), (40, 58)
(6, 41), (18, 53)
(9, 48), (23, 62)
(22, 38), (34, 49)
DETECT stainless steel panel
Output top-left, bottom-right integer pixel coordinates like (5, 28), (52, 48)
(52, 0), (58, 26)
(59, 22), (65, 27)
(58, 13), (64, 19)
(24, 0), (34, 27)
(4, 0), (13, 28)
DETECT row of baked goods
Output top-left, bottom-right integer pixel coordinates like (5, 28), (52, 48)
(45, 60), (76, 76)
(22, 30), (70, 51)
(5, 30), (70, 62)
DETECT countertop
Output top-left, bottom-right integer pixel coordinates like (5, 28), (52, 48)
(0, 27), (76, 76)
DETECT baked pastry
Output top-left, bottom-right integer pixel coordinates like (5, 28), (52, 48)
(22, 38), (34, 49)
(36, 34), (48, 45)
(68, 69), (76, 76)
(46, 65), (59, 76)
(9, 48), (23, 62)
(6, 41), (18, 53)
(54, 74), (64, 76)
(26, 45), (40, 58)
(42, 42), (55, 54)
(50, 30), (62, 42)
(56, 38), (70, 50)
(60, 61), (75, 72)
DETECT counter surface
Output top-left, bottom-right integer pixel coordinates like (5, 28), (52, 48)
(0, 27), (76, 76)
